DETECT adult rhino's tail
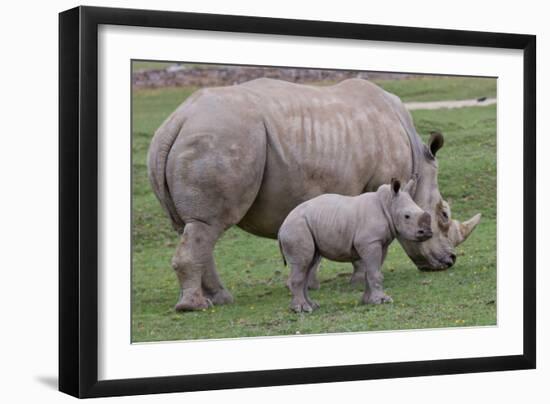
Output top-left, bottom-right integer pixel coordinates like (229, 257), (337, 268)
(147, 108), (187, 233)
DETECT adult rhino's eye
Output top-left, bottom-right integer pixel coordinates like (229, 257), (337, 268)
(441, 211), (448, 220)
(405, 214), (410, 219)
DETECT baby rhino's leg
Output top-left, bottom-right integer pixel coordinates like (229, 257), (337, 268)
(279, 219), (319, 313)
(356, 244), (393, 305)
(287, 259), (321, 290)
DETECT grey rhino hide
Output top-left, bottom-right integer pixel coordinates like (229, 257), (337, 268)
(147, 78), (481, 311)
(278, 179), (432, 312)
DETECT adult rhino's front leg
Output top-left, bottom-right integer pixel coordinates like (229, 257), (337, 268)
(350, 260), (366, 286)
(351, 244), (389, 288)
(295, 255), (356, 290)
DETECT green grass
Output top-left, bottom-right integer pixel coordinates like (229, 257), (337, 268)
(373, 76), (496, 102)
(131, 78), (497, 342)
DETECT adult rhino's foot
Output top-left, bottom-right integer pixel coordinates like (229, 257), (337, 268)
(175, 289), (212, 311)
(362, 291), (393, 305)
(291, 298), (316, 313)
(203, 287), (234, 306)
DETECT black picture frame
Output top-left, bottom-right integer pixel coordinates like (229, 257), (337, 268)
(59, 5), (536, 398)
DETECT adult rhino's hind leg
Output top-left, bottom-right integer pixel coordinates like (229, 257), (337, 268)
(172, 222), (224, 311)
(201, 253), (234, 306)
(166, 123), (267, 311)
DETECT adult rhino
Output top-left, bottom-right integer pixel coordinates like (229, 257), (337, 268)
(148, 78), (481, 311)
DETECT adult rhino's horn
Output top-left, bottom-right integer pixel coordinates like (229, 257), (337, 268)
(453, 213), (482, 246)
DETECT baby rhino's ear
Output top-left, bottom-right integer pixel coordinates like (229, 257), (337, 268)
(391, 178), (401, 196)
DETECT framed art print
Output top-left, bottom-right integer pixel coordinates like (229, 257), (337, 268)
(59, 6), (536, 398)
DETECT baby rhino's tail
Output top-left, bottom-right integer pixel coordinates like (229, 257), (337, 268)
(278, 238), (287, 266)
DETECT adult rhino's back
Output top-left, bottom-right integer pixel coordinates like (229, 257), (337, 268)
(236, 78), (414, 237)
(148, 78), (413, 238)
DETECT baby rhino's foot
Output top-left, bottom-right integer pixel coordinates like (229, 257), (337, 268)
(362, 291), (393, 305)
(291, 298), (315, 313)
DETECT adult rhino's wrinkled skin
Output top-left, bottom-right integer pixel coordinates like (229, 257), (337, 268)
(148, 78), (481, 311)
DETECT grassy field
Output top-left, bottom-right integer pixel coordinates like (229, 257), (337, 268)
(131, 76), (497, 342)
(375, 76), (496, 102)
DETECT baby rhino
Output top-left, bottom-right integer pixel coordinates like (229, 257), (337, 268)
(278, 178), (432, 313)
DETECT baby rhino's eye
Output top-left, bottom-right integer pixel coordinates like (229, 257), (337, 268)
(404, 214), (410, 220)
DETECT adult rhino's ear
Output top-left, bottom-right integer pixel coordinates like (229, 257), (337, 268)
(428, 131), (444, 157)
(403, 175), (417, 196)
(391, 178), (401, 195)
